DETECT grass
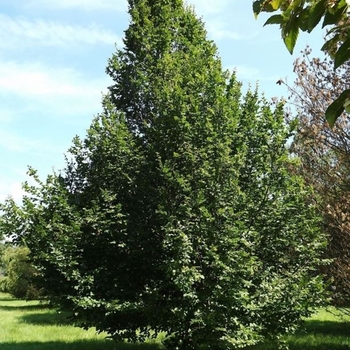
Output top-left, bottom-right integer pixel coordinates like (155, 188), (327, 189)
(247, 307), (350, 350)
(0, 292), (162, 350)
(0, 292), (349, 349)
(285, 308), (350, 350)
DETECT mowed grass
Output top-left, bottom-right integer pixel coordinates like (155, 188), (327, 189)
(285, 307), (350, 350)
(0, 292), (162, 350)
(1, 291), (349, 349)
(246, 307), (350, 350)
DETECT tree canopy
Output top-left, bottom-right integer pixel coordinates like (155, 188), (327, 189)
(0, 0), (327, 348)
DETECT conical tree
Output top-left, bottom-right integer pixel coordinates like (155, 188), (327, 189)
(0, 0), (326, 349)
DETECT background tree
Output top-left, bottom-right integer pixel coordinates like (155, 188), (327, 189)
(253, 0), (350, 126)
(283, 48), (350, 306)
(0, 245), (41, 299)
(0, 243), (6, 276)
(1, 0), (327, 348)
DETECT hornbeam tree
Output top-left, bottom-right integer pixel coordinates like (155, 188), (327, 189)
(0, 1), (326, 348)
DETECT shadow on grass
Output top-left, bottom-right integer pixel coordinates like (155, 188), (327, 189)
(0, 340), (163, 350)
(19, 311), (73, 326)
(0, 297), (19, 302)
(302, 319), (350, 337)
(244, 319), (350, 350)
(0, 304), (50, 312)
(249, 343), (350, 350)
(285, 320), (350, 350)
(287, 341), (350, 350)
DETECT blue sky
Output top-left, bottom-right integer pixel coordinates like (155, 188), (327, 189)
(0, 0), (325, 202)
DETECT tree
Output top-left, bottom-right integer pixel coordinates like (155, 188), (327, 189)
(253, 0), (350, 127)
(0, 0), (326, 348)
(0, 245), (41, 299)
(283, 47), (350, 305)
(0, 243), (6, 276)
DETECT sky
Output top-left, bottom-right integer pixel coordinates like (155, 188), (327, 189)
(0, 0), (325, 202)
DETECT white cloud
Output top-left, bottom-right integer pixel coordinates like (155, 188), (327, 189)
(0, 61), (96, 97)
(0, 14), (122, 48)
(0, 129), (44, 153)
(206, 20), (241, 40)
(0, 59), (108, 98)
(233, 65), (262, 81)
(0, 180), (25, 203)
(232, 65), (280, 82)
(185, 0), (252, 41)
(0, 109), (15, 123)
(25, 0), (127, 12)
(205, 19), (257, 41)
(209, 29), (243, 40)
(0, 58), (108, 201)
(0, 59), (110, 119)
(29, 0), (226, 14)
(29, 0), (228, 15)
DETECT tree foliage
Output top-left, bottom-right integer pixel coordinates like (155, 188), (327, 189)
(253, 0), (350, 127)
(0, 245), (41, 299)
(284, 47), (350, 305)
(0, 0), (327, 348)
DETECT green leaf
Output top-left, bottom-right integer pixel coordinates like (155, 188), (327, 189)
(307, 0), (326, 32)
(322, 2), (347, 27)
(264, 14), (285, 26)
(271, 0), (283, 10)
(253, 0), (266, 18)
(334, 37), (350, 69)
(283, 22), (299, 54)
(327, 0), (347, 15)
(325, 89), (350, 127)
(321, 34), (340, 58)
(289, 0), (304, 11)
(253, 0), (275, 18)
(298, 9), (310, 32)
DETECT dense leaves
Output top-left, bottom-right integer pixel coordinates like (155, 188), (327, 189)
(253, 0), (350, 126)
(0, 245), (41, 299)
(1, 1), (327, 348)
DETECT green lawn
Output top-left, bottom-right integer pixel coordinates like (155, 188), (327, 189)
(0, 292), (349, 350)
(285, 307), (350, 350)
(246, 307), (350, 350)
(0, 292), (162, 350)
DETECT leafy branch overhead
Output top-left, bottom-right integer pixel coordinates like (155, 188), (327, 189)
(253, 0), (350, 127)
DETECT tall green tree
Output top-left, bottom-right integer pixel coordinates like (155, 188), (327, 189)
(1, 0), (326, 348)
